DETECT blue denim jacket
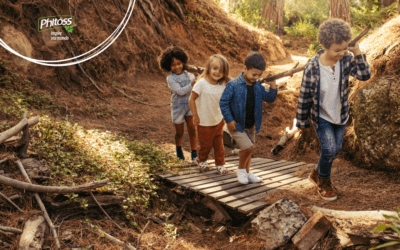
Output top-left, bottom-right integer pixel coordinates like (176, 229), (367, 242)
(220, 72), (278, 134)
(167, 71), (195, 104)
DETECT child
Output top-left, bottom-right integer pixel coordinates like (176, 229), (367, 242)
(296, 18), (371, 201)
(189, 54), (230, 174)
(220, 51), (277, 184)
(159, 46), (198, 161)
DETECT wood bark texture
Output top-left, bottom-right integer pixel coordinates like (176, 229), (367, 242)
(18, 215), (48, 250)
(0, 118), (28, 144)
(329, 0), (351, 23)
(16, 160), (61, 249)
(0, 225), (22, 234)
(260, 0), (284, 34)
(381, 0), (397, 8)
(0, 174), (108, 193)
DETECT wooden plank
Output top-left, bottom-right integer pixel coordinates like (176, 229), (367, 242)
(238, 201), (269, 214)
(183, 160), (291, 190)
(220, 176), (303, 206)
(172, 159), (271, 185)
(167, 158), (268, 182)
(158, 156), (240, 178)
(198, 164), (302, 195)
(207, 163), (305, 199)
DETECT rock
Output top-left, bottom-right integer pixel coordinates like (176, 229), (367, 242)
(251, 198), (307, 250)
(292, 210), (332, 250)
(283, 40), (292, 47)
(201, 197), (232, 224)
(353, 76), (400, 168)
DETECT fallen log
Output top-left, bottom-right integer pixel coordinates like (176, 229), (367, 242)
(83, 222), (136, 250)
(0, 174), (108, 193)
(201, 197), (232, 224)
(18, 215), (48, 250)
(0, 118), (28, 144)
(0, 225), (22, 234)
(184, 65), (205, 75)
(0, 157), (7, 164)
(271, 118), (299, 155)
(16, 160), (60, 249)
(0, 191), (23, 212)
(311, 206), (400, 221)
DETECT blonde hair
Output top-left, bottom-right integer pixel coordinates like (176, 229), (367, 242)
(318, 18), (352, 49)
(200, 54), (230, 85)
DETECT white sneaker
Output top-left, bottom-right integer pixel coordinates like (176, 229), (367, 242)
(248, 173), (262, 183)
(237, 169), (249, 184)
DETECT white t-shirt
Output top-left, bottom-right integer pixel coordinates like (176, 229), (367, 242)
(318, 59), (347, 125)
(192, 78), (225, 126)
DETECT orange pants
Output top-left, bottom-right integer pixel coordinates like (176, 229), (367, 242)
(197, 120), (225, 165)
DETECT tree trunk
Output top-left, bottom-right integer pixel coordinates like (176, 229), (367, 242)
(259, 0), (284, 35)
(398, 0), (400, 14)
(381, 0), (397, 8)
(329, 0), (351, 23)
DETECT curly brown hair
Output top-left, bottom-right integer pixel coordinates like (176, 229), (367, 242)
(158, 46), (188, 72)
(318, 18), (352, 49)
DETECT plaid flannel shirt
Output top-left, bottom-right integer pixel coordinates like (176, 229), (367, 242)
(296, 49), (371, 129)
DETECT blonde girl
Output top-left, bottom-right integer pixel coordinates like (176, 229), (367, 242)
(189, 54), (230, 174)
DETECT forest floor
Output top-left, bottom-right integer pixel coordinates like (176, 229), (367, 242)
(2, 35), (400, 250)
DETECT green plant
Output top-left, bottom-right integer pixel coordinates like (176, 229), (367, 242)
(369, 207), (400, 250)
(284, 19), (318, 38)
(232, 0), (264, 27)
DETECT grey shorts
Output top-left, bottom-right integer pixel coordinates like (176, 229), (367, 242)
(171, 102), (192, 124)
(229, 126), (256, 151)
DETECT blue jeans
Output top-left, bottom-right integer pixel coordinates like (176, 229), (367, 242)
(315, 118), (346, 178)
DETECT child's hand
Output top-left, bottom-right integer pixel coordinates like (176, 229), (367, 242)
(227, 121), (237, 132)
(348, 42), (362, 56)
(193, 115), (200, 126)
(264, 80), (277, 89)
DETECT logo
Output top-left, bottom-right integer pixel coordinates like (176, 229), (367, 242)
(38, 15), (75, 33)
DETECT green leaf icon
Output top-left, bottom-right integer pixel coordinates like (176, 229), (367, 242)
(65, 25), (73, 33)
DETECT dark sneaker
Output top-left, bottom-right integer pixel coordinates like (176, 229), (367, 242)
(317, 177), (337, 201)
(308, 168), (318, 187)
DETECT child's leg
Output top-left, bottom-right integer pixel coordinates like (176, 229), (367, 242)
(174, 123), (185, 147)
(197, 125), (214, 163)
(185, 115), (197, 154)
(240, 146), (253, 172)
(213, 120), (225, 166)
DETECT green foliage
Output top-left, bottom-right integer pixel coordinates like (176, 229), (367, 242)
(284, 19), (318, 38)
(231, 0), (264, 28)
(351, 1), (398, 31)
(369, 207), (400, 250)
(307, 39), (323, 57)
(285, 0), (328, 27)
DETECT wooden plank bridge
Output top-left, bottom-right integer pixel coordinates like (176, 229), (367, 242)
(158, 157), (307, 214)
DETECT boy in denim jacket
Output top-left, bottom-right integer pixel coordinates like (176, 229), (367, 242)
(220, 51), (277, 184)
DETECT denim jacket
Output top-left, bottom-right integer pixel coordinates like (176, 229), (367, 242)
(220, 72), (278, 134)
(296, 49), (371, 130)
(167, 71), (195, 104)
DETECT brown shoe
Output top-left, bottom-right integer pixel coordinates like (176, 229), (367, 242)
(317, 177), (337, 201)
(308, 168), (318, 187)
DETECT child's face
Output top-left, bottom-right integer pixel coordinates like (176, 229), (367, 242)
(323, 41), (349, 62)
(209, 60), (223, 82)
(243, 67), (263, 84)
(171, 58), (183, 74)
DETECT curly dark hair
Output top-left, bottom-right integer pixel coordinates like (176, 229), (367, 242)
(318, 18), (352, 49)
(158, 46), (189, 72)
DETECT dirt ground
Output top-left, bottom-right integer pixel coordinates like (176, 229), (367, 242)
(2, 35), (400, 249)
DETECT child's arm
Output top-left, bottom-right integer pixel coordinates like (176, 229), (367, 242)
(189, 91), (200, 126)
(348, 43), (371, 81)
(167, 76), (192, 96)
(261, 80), (278, 103)
(296, 65), (314, 131)
(219, 83), (236, 131)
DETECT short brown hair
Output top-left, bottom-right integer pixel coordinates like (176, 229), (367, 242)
(318, 18), (352, 49)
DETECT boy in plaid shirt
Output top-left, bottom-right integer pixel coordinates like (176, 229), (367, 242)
(296, 18), (371, 201)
